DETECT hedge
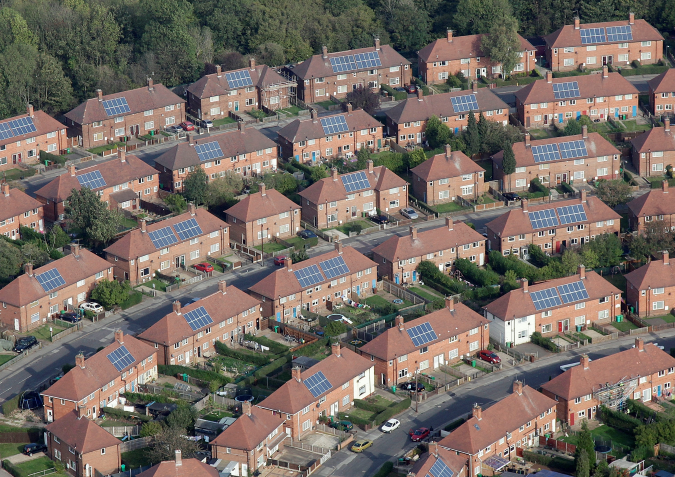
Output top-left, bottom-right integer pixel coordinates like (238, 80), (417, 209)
(488, 251), (538, 281)
(381, 84), (407, 101)
(374, 398), (411, 425)
(373, 462), (394, 477)
(354, 399), (389, 414)
(158, 365), (232, 388)
(598, 405), (642, 432)
(215, 341), (275, 367)
(621, 64), (669, 76)
(39, 150), (67, 165)
(292, 338), (329, 358)
(120, 291), (143, 310)
(454, 258), (500, 287)
(102, 406), (153, 422)
(239, 354), (292, 386)
(2, 394), (21, 416)
(627, 398), (660, 421)
(560, 181), (575, 194)
(531, 332), (559, 352)
(523, 451), (575, 472)
(444, 418), (465, 432)
(2, 459), (21, 477)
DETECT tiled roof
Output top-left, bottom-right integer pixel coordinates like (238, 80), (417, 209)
(224, 187), (299, 223)
(0, 249), (110, 308)
(625, 257), (675, 290)
(485, 196), (620, 237)
(211, 406), (285, 450)
(541, 342), (675, 400)
(626, 185), (675, 217)
(385, 89), (509, 124)
(103, 208), (229, 260)
(514, 73), (638, 105)
(0, 110), (64, 149)
(483, 271), (620, 320)
(187, 64), (294, 98)
(276, 109), (381, 144)
(359, 303), (488, 361)
(418, 33), (535, 62)
(0, 186), (43, 222)
(439, 385), (555, 454)
(411, 447), (467, 477)
(248, 246), (377, 299)
(64, 84), (185, 125)
(630, 127), (675, 153)
(41, 332), (155, 402)
(137, 459), (219, 477)
(138, 284), (260, 346)
(411, 148), (484, 181)
(544, 19), (662, 48)
(46, 411), (121, 454)
(154, 127), (277, 171)
(648, 69), (675, 94)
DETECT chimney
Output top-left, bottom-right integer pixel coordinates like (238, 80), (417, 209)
(115, 330), (124, 343)
(513, 380), (523, 395)
(396, 315), (404, 331)
(410, 226), (418, 240)
(445, 297), (454, 311)
(175, 450), (182, 466)
(524, 133), (530, 148)
(574, 16), (580, 29)
(374, 37), (380, 50)
(140, 219), (147, 233)
(238, 121), (245, 132)
(417, 88), (423, 101)
(292, 367), (302, 382)
(249, 57), (256, 70)
(1, 183), (9, 197)
(331, 341), (341, 357)
(473, 404), (482, 420)
(578, 264), (586, 279)
(629, 12), (635, 24)
(216, 65), (222, 76)
(447, 29), (453, 42)
(446, 217), (454, 230)
(580, 354), (590, 369)
(335, 241), (343, 254)
(27, 104), (34, 118)
(118, 147), (126, 163)
(188, 203), (196, 216)
(445, 143), (452, 158)
(173, 300), (181, 315)
(71, 243), (80, 257)
(603, 65), (608, 78)
(581, 189), (587, 203)
(346, 103), (353, 114)
(663, 180), (669, 193)
(546, 71), (553, 83)
(331, 168), (338, 180)
(666, 117), (671, 132)
(78, 405), (87, 419)
(75, 353), (85, 369)
(242, 400), (252, 416)
(285, 258), (293, 271)
(69, 164), (76, 176)
(522, 278), (528, 293)
(260, 183), (266, 196)
(147, 78), (154, 91)
(664, 250), (670, 265)
(522, 198), (528, 212)
(635, 337), (644, 351)
(472, 80), (478, 93)
(188, 134), (194, 146)
(218, 280), (227, 294)
(96, 89), (103, 101)
(24, 263), (33, 276)
(310, 109), (318, 122)
(322, 46), (328, 59)
(582, 125), (588, 139)
(367, 159), (374, 173)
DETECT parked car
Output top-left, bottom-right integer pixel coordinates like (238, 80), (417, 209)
(478, 350), (501, 364)
(351, 440), (373, 452)
(200, 119), (214, 128)
(194, 262), (214, 273)
(13, 336), (38, 353)
(371, 215), (389, 225)
(381, 418), (400, 433)
(405, 84), (418, 94)
(180, 121), (195, 131)
(393, 87), (407, 94)
(58, 312), (81, 323)
(79, 302), (104, 314)
(400, 207), (419, 220)
(399, 382), (425, 392)
(165, 125), (183, 134)
(410, 427), (430, 442)
(274, 256), (289, 266)
(23, 443), (47, 456)
(20, 391), (43, 410)
(502, 192), (521, 202)
(298, 230), (317, 239)
(330, 420), (353, 431)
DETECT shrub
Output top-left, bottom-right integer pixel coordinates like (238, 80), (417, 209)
(374, 398), (412, 425)
(528, 244), (550, 267)
(214, 341), (276, 367)
(444, 418), (465, 432)
(102, 406), (152, 422)
(91, 280), (133, 309)
(354, 399), (388, 413)
(373, 462), (394, 477)
(239, 355), (292, 386)
(560, 182), (575, 194)
(531, 177), (548, 195)
(325, 321), (347, 337)
(417, 261), (466, 296)
(454, 258), (500, 287)
(530, 332), (559, 352)
(140, 421), (162, 437)
(380, 84), (407, 100)
(488, 251), (539, 281)
(598, 405), (642, 432)
(39, 150), (67, 165)
(158, 365), (232, 389)
(630, 445), (654, 462)
(120, 291), (143, 310)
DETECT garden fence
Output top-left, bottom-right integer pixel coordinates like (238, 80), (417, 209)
(104, 425), (140, 437)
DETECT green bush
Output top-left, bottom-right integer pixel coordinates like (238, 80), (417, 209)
(444, 418), (465, 432)
(488, 251), (539, 281)
(560, 182), (575, 194)
(158, 364), (232, 389)
(528, 244), (550, 267)
(380, 84), (407, 100)
(1, 394), (21, 416)
(214, 341), (275, 366)
(630, 445), (654, 462)
(102, 406), (152, 422)
(293, 338), (329, 357)
(530, 332), (559, 352)
(2, 459), (20, 477)
(374, 398), (411, 425)
(598, 405), (642, 432)
(39, 150), (67, 165)
(354, 399), (388, 413)
(120, 291), (143, 310)
(531, 177), (548, 195)
(239, 355), (292, 386)
(454, 258), (500, 287)
(627, 399), (660, 421)
(417, 260), (466, 296)
(373, 462), (394, 477)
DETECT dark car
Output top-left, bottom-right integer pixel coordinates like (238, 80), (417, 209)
(58, 312), (81, 323)
(165, 125), (183, 134)
(274, 256), (288, 266)
(399, 382), (424, 392)
(405, 84), (418, 94)
(478, 350), (501, 364)
(20, 391), (43, 410)
(23, 443), (47, 456)
(371, 215), (389, 225)
(194, 262), (214, 273)
(502, 192), (521, 202)
(298, 230), (317, 239)
(393, 87), (407, 94)
(410, 427), (430, 442)
(13, 336), (38, 353)
(330, 420), (353, 431)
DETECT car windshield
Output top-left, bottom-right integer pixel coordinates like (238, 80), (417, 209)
(414, 430), (424, 435)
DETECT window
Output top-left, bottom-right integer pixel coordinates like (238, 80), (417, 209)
(642, 41), (652, 46)
(654, 301), (665, 311)
(598, 309), (610, 319)
(564, 58), (574, 66)
(619, 54), (629, 62)
(641, 52), (652, 61)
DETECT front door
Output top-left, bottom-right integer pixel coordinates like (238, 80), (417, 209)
(643, 388), (651, 402)
(12, 153), (21, 164)
(14, 319), (19, 331)
(175, 255), (184, 268)
(47, 409), (53, 422)
(562, 173), (568, 182)
(185, 351), (190, 363)
(395, 274), (400, 284)
(558, 319), (569, 332)
(602, 55), (613, 65)
(356, 285), (360, 296)
(330, 402), (338, 415)
(543, 115), (548, 125)
(479, 253), (484, 266)
(351, 206), (357, 218)
(658, 385), (662, 397)
(234, 101), (239, 111)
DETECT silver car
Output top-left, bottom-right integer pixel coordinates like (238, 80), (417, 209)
(401, 207), (419, 220)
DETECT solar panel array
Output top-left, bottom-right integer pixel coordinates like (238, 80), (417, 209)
(330, 55), (357, 72)
(532, 144), (561, 163)
(293, 264), (324, 289)
(530, 287), (563, 311)
(579, 26), (633, 44)
(319, 115), (349, 135)
(556, 204), (588, 225)
(195, 141), (224, 162)
(451, 94), (479, 113)
(102, 97), (131, 116)
(606, 25), (633, 42)
(148, 226), (178, 249)
(107, 345), (135, 372)
(329, 52), (382, 73)
(0, 123), (12, 140)
(304, 370), (333, 398)
(552, 82), (580, 99)
(557, 280), (590, 304)
(35, 268), (66, 293)
(341, 171), (370, 192)
(559, 140), (588, 159)
(183, 306), (214, 331)
(225, 70), (253, 89)
(580, 28), (607, 44)
(427, 459), (455, 477)
(406, 322), (438, 347)
(173, 218), (203, 241)
(528, 209), (559, 229)
(76, 170), (107, 190)
(319, 256), (350, 279)
(0, 117), (39, 140)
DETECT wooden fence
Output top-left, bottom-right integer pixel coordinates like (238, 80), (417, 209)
(381, 279), (428, 305)
(119, 437), (152, 453)
(539, 436), (576, 454)
(104, 426), (140, 437)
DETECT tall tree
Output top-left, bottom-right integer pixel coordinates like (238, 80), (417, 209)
(64, 187), (122, 246)
(183, 167), (209, 205)
(0, 240), (23, 282)
(480, 16), (522, 79)
(345, 86), (381, 115)
(477, 113), (490, 153)
(145, 427), (200, 463)
(576, 449), (591, 477)
(501, 141), (516, 192)
(465, 111), (480, 157)
(425, 115), (451, 149)
(454, 0), (514, 34)
(576, 420), (596, 467)
(596, 180), (632, 208)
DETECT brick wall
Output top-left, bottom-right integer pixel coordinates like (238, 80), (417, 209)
(420, 52), (534, 85)
(631, 147), (675, 177)
(227, 210), (301, 246)
(47, 429), (121, 477)
(0, 127), (67, 172)
(279, 126), (383, 162)
(546, 39), (662, 72)
(411, 170), (485, 205)
(0, 207), (44, 239)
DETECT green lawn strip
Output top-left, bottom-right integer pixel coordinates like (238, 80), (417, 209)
(364, 295), (412, 310)
(2, 168), (36, 181)
(278, 106), (303, 116)
(205, 258), (225, 273)
(121, 449), (149, 469)
(646, 314), (675, 324)
(343, 407), (377, 422)
(601, 274), (626, 295)
(591, 425), (635, 448)
(620, 120), (651, 132)
(27, 324), (67, 342)
(201, 410), (233, 421)
(88, 142), (126, 155)
(0, 443), (27, 459)
(253, 242), (287, 253)
(135, 279), (167, 293)
(213, 117), (236, 126)
(11, 456), (55, 477)
(432, 202), (470, 213)
(0, 355), (16, 366)
(120, 217), (138, 230)
(612, 320), (638, 332)
(315, 100), (339, 109)
(529, 129), (555, 139)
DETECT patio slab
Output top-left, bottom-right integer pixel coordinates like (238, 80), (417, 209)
(300, 432), (340, 450)
(512, 341), (554, 358)
(583, 329), (604, 339)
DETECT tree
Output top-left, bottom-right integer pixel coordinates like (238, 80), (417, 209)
(576, 449), (591, 477)
(563, 118), (583, 136)
(583, 233), (623, 267)
(628, 235), (652, 261)
(254, 43), (286, 66)
(90, 280), (132, 309)
(164, 194), (187, 214)
(47, 225), (70, 249)
(183, 167), (209, 206)
(561, 250), (582, 275)
(477, 113), (490, 153)
(21, 243), (49, 268)
(205, 172), (243, 208)
(576, 420), (596, 467)
(146, 426), (200, 463)
(454, 0), (514, 34)
(596, 180), (632, 208)
(389, 5), (430, 51)
(0, 240), (22, 281)
(64, 187), (122, 246)
(291, 250), (309, 263)
(166, 407), (197, 431)
(310, 166), (328, 183)
(355, 146), (370, 170)
(140, 421), (162, 437)
(264, 173), (298, 195)
(480, 17), (521, 79)
(345, 86), (380, 115)
(425, 116), (451, 149)
(594, 460), (610, 477)
(501, 142), (516, 192)
(325, 321), (347, 337)
(580, 247), (600, 270)
(465, 111), (480, 157)
(406, 148), (427, 169)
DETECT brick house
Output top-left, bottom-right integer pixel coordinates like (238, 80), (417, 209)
(630, 118), (675, 177)
(224, 184), (301, 246)
(484, 266), (621, 345)
(211, 401), (287, 475)
(0, 104), (67, 172)
(298, 161), (408, 229)
(258, 342), (374, 439)
(410, 144), (485, 205)
(372, 218), (487, 283)
(541, 338), (675, 425)
(418, 30), (536, 84)
(439, 381), (557, 477)
(515, 68), (639, 128)
(0, 183), (44, 239)
(359, 299), (489, 386)
(409, 446), (467, 477)
(485, 192), (621, 255)
(153, 124), (278, 193)
(0, 245), (112, 332)
(648, 69), (675, 115)
(103, 205), (229, 284)
(138, 281), (262, 364)
(45, 408), (121, 477)
(625, 251), (675, 317)
(283, 39), (411, 103)
(41, 330), (157, 422)
(626, 181), (675, 233)
(492, 127), (621, 190)
(248, 243), (377, 321)
(34, 149), (160, 222)
(276, 106), (383, 162)
(138, 452), (218, 477)
(544, 14), (663, 72)
(385, 86), (509, 146)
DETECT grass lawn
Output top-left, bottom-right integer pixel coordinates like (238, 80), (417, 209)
(343, 407), (376, 422)
(11, 457), (56, 477)
(88, 141), (126, 155)
(205, 258), (225, 273)
(326, 220), (375, 235)
(602, 273), (627, 296)
(213, 117), (236, 126)
(254, 242), (287, 253)
(201, 410), (233, 421)
(122, 449), (149, 469)
(432, 202), (469, 214)
(285, 236), (317, 250)
(212, 356), (252, 374)
(646, 314), (675, 323)
(0, 443), (26, 459)
(409, 287), (442, 302)
(592, 425), (635, 448)
(120, 217), (138, 230)
(278, 106), (303, 116)
(612, 320), (638, 332)
(0, 355), (15, 366)
(529, 128), (555, 139)
(620, 120), (652, 132)
(364, 294), (413, 310)
(476, 194), (496, 204)
(2, 168), (36, 181)
(27, 324), (68, 342)
(136, 279), (167, 293)
(315, 100), (339, 109)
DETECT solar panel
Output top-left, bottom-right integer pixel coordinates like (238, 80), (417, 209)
(558, 140), (588, 159)
(35, 268), (66, 293)
(183, 306), (214, 331)
(173, 218), (203, 241)
(552, 82), (580, 99)
(319, 115), (349, 135)
(580, 27), (607, 44)
(341, 171), (370, 192)
(530, 287), (563, 311)
(556, 204), (588, 225)
(106, 345), (135, 372)
(427, 459), (455, 477)
(293, 264), (324, 289)
(8, 117), (37, 136)
(102, 97), (131, 116)
(76, 170), (107, 190)
(531, 144), (561, 163)
(148, 226), (178, 249)
(354, 51), (382, 69)
(528, 209), (559, 229)
(330, 55), (357, 73)
(557, 280), (590, 304)
(225, 70), (253, 89)
(319, 256), (350, 280)
(195, 141), (224, 162)
(0, 123), (13, 140)
(606, 25), (632, 42)
(451, 94), (479, 113)
(406, 322), (438, 347)
(304, 370), (333, 398)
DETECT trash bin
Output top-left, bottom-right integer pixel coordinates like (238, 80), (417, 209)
(66, 148), (71, 154)
(616, 314), (623, 322)
(392, 386), (396, 393)
(576, 324), (583, 332)
(471, 360), (476, 367)
(150, 130), (155, 136)
(506, 342), (511, 348)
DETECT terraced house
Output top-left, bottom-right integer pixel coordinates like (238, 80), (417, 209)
(626, 181), (675, 233)
(409, 445), (467, 477)
(625, 251), (675, 317)
(41, 330), (157, 422)
(154, 124), (278, 193)
(485, 191), (620, 255)
(648, 69), (675, 115)
(0, 183), (44, 239)
(64, 80), (185, 149)
(630, 118), (675, 177)
(484, 265), (621, 345)
(359, 299), (489, 386)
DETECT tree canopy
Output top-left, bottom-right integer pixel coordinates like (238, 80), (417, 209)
(64, 187), (122, 246)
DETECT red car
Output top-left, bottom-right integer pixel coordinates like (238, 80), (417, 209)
(274, 256), (288, 266)
(478, 350), (501, 364)
(410, 427), (430, 442)
(180, 121), (195, 131)
(194, 262), (214, 273)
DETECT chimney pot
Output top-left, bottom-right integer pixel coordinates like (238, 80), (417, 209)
(578, 264), (586, 280)
(580, 354), (590, 369)
(1, 183), (9, 197)
(546, 71), (553, 83)
(664, 250), (670, 266)
(173, 301), (181, 315)
(522, 278), (528, 293)
(447, 29), (453, 42)
(71, 243), (80, 257)
(292, 367), (302, 382)
(78, 405), (87, 419)
(603, 65), (608, 78)
(27, 104), (34, 118)
(446, 217), (453, 230)
(249, 57), (256, 70)
(374, 37), (380, 50)
(417, 89), (423, 101)
(582, 125), (588, 138)
(118, 147), (126, 163)
(513, 380), (523, 395)
(665, 117), (671, 132)
(139, 219), (147, 233)
(445, 297), (454, 311)
(114, 329), (123, 343)
(335, 241), (343, 254)
(574, 16), (580, 29)
(581, 189), (587, 203)
(331, 168), (338, 180)
(472, 80), (478, 93)
(188, 203), (196, 216)
(663, 180), (669, 193)
(75, 353), (85, 369)
(147, 78), (154, 90)
(218, 280), (227, 294)
(331, 341), (341, 357)
(396, 315), (404, 330)
(445, 143), (452, 157)
(521, 198), (528, 212)
(188, 134), (194, 146)
(284, 257), (293, 271)
(69, 165), (76, 176)
(242, 400), (252, 416)
(410, 226), (418, 240)
(24, 263), (33, 276)
(346, 103), (353, 114)
(473, 404), (482, 420)
(238, 121), (245, 132)
(322, 46), (328, 59)
(175, 450), (182, 466)
(367, 159), (374, 173)
(524, 133), (530, 147)
(636, 337), (644, 351)
(310, 109), (317, 122)
(260, 183), (266, 196)
(96, 89), (103, 101)
(216, 65), (222, 76)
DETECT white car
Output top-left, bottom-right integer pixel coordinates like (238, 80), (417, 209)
(381, 418), (400, 433)
(79, 302), (104, 314)
(400, 208), (419, 220)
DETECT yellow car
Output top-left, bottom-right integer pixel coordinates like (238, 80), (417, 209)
(351, 440), (373, 453)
